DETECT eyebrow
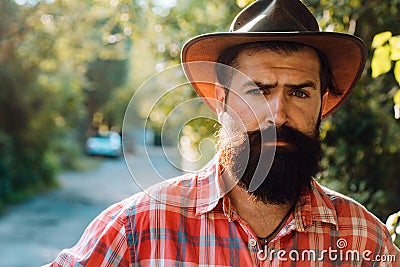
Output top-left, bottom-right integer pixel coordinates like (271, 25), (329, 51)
(286, 81), (318, 90)
(242, 80), (318, 90)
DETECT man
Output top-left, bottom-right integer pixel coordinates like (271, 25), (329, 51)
(46, 0), (399, 266)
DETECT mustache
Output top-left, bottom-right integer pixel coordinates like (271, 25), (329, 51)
(245, 125), (319, 149)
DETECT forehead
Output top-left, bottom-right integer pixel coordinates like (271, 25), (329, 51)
(235, 45), (321, 76)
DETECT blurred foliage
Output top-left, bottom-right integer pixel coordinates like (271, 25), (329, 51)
(370, 30), (400, 243)
(370, 31), (400, 119)
(0, 0), (132, 208)
(0, 0), (399, 224)
(386, 211), (400, 247)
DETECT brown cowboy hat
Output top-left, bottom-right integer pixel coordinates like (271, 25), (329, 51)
(181, 0), (367, 119)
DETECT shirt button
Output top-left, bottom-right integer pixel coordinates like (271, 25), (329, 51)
(249, 238), (257, 247)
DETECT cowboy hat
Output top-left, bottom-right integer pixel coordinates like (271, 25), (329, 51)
(181, 0), (367, 119)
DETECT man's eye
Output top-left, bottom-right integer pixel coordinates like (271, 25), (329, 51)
(247, 88), (264, 95)
(292, 90), (308, 98)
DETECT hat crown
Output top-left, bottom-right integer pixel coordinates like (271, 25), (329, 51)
(230, 0), (319, 33)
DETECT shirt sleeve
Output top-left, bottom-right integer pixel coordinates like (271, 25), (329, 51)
(43, 200), (131, 267)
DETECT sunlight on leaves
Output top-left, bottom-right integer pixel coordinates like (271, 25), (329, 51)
(371, 45), (391, 78)
(386, 211), (400, 244)
(394, 61), (400, 86)
(236, 0), (254, 8)
(371, 31), (392, 48)
(390, 36), (400, 61)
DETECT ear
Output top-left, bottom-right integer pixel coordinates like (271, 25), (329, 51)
(215, 84), (226, 121)
(321, 91), (329, 118)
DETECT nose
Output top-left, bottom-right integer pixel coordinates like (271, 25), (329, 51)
(266, 92), (288, 127)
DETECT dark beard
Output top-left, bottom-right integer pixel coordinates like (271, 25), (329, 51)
(220, 125), (322, 205)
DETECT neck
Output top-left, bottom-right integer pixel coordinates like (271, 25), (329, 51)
(228, 185), (294, 218)
(227, 183), (295, 242)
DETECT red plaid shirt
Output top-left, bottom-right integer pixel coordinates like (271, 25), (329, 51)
(46, 161), (399, 266)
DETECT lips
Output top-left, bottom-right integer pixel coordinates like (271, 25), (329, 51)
(262, 141), (299, 156)
(264, 140), (291, 146)
(248, 127), (302, 154)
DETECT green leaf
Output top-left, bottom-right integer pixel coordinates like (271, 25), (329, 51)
(390, 36), (400, 61)
(372, 31), (392, 48)
(371, 44), (392, 78)
(393, 88), (400, 105)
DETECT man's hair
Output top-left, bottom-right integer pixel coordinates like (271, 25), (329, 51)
(215, 41), (340, 103)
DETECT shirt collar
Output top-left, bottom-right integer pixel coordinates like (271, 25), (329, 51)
(195, 156), (226, 216)
(294, 179), (338, 232)
(195, 158), (338, 231)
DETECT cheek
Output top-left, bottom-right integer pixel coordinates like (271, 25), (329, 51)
(302, 115), (320, 136)
(289, 99), (321, 136)
(224, 95), (266, 131)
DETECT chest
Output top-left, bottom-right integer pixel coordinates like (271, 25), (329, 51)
(127, 212), (372, 267)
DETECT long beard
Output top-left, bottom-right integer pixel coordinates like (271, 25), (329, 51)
(219, 125), (322, 205)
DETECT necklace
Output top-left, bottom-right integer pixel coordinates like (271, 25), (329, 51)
(257, 203), (296, 245)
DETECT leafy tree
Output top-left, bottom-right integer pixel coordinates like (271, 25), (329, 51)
(0, 0), (59, 206)
(369, 30), (400, 246)
(0, 0), (132, 208)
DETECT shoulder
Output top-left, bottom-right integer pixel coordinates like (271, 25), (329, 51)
(115, 172), (199, 217)
(45, 188), (137, 266)
(313, 181), (399, 252)
(318, 182), (385, 228)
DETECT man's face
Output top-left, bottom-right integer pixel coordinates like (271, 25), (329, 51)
(222, 46), (322, 135)
(218, 46), (323, 204)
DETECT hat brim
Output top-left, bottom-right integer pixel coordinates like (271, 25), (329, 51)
(181, 32), (367, 119)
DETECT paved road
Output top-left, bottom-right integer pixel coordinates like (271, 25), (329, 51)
(0, 146), (182, 267)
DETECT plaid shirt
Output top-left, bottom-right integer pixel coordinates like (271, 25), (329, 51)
(46, 161), (399, 266)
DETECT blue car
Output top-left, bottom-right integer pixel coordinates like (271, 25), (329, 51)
(85, 131), (122, 157)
